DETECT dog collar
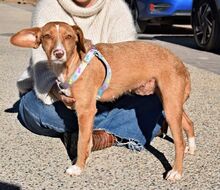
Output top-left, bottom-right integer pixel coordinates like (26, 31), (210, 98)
(58, 46), (112, 100)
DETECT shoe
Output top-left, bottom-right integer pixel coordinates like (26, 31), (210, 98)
(92, 130), (117, 151)
(61, 130), (117, 161)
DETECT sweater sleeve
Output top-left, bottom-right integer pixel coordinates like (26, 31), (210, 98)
(30, 0), (74, 103)
(108, 0), (137, 43)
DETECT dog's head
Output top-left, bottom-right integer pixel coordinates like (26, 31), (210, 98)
(10, 22), (86, 65)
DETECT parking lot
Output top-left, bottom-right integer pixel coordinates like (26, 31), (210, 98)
(0, 3), (219, 190)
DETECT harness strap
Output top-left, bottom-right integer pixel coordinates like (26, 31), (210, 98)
(58, 46), (112, 100)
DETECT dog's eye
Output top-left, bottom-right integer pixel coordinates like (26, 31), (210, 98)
(65, 35), (72, 40)
(43, 34), (52, 39)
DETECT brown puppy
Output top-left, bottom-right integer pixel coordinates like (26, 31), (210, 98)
(10, 22), (196, 181)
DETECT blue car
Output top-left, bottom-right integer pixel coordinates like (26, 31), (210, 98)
(125, 0), (193, 32)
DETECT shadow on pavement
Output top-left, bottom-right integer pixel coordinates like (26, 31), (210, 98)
(5, 99), (20, 113)
(145, 135), (174, 178)
(138, 25), (220, 55)
(0, 181), (21, 190)
(138, 25), (196, 48)
(145, 143), (172, 178)
(154, 36), (195, 49)
(144, 25), (193, 35)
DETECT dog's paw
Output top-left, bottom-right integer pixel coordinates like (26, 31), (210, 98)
(185, 145), (196, 155)
(66, 165), (82, 176)
(185, 137), (196, 155)
(166, 170), (182, 181)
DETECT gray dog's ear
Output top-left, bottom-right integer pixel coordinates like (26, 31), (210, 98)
(10, 27), (42, 49)
(72, 25), (86, 53)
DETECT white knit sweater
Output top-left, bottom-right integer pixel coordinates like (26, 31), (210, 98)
(17, 0), (137, 104)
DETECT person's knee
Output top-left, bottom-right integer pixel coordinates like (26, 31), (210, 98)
(18, 91), (61, 137)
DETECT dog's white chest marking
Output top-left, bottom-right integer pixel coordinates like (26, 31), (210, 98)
(57, 73), (71, 97)
(57, 73), (65, 83)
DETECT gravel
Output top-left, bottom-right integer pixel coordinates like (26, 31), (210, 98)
(0, 3), (219, 190)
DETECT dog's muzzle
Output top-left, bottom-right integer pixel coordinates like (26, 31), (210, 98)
(53, 49), (65, 59)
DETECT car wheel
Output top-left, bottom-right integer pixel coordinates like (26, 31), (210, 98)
(132, 5), (146, 33)
(192, 0), (220, 51)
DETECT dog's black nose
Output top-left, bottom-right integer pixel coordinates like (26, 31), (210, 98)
(53, 49), (64, 59)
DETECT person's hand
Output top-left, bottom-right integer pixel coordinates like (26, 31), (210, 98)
(50, 83), (76, 107)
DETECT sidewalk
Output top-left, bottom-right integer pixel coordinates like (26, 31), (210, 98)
(0, 3), (219, 190)
(0, 0), (36, 5)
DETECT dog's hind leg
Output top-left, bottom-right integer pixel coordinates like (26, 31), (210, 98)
(158, 79), (186, 181)
(182, 111), (196, 155)
(181, 75), (196, 154)
(164, 104), (185, 181)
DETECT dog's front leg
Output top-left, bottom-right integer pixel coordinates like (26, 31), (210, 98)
(66, 101), (97, 176)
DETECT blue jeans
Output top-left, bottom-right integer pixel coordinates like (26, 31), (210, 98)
(18, 91), (164, 150)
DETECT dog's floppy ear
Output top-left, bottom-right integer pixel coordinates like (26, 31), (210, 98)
(72, 25), (86, 53)
(10, 27), (42, 49)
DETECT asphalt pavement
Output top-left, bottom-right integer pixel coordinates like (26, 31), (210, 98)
(0, 3), (219, 190)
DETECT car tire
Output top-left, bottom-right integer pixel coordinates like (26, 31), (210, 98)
(192, 0), (220, 51)
(132, 4), (146, 33)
